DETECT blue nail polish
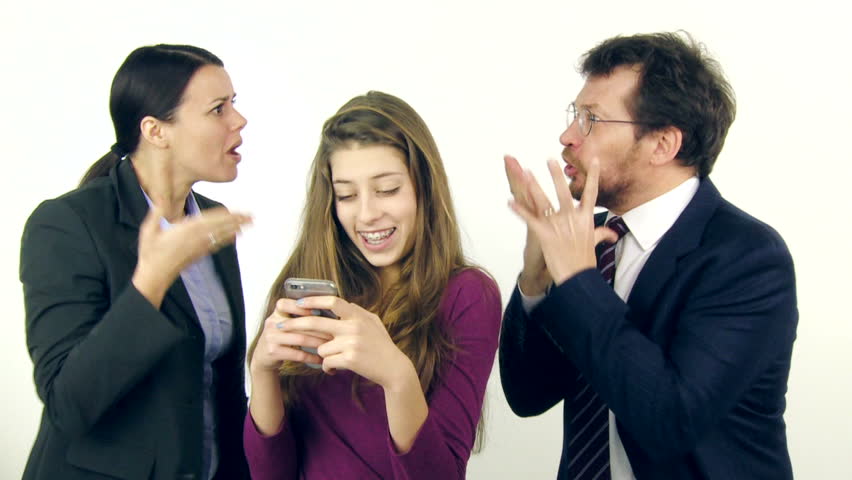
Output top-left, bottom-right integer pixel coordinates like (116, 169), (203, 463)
(311, 309), (322, 316)
(275, 321), (284, 330)
(295, 298), (305, 306)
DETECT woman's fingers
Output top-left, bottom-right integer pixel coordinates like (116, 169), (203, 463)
(139, 205), (163, 239)
(197, 209), (253, 251)
(255, 324), (326, 367)
(287, 295), (356, 320)
(263, 344), (323, 365)
(273, 298), (315, 317)
(266, 330), (329, 349)
(277, 316), (343, 336)
(320, 353), (345, 375)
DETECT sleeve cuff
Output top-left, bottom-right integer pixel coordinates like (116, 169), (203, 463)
(517, 277), (550, 313)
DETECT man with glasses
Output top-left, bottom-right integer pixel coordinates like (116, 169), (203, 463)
(499, 32), (796, 479)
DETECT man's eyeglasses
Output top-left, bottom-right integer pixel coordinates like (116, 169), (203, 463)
(566, 102), (649, 136)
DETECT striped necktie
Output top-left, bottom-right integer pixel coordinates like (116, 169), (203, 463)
(565, 215), (629, 480)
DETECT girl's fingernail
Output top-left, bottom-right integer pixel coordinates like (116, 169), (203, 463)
(275, 321), (284, 330)
(295, 298), (305, 306)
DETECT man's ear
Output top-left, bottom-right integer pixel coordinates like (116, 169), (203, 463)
(139, 116), (169, 149)
(650, 126), (683, 166)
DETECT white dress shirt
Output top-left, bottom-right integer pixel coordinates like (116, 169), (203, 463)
(519, 176), (699, 479)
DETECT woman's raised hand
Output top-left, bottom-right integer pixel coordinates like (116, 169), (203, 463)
(132, 206), (252, 307)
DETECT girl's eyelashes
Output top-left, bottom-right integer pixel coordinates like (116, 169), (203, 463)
(335, 186), (400, 202)
(377, 187), (400, 196)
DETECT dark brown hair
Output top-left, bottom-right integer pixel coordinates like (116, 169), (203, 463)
(79, 44), (223, 186)
(581, 31), (736, 177)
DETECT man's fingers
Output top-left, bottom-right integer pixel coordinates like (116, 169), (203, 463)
(547, 158), (574, 211)
(505, 154), (526, 197)
(506, 155), (541, 213)
(504, 154), (523, 184)
(508, 199), (547, 238)
(581, 157), (601, 211)
(523, 169), (554, 215)
(594, 226), (619, 246)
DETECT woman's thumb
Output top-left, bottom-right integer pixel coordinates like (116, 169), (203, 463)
(139, 205), (163, 238)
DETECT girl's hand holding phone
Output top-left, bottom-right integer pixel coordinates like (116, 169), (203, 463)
(250, 298), (332, 373)
(276, 296), (416, 390)
(283, 278), (340, 368)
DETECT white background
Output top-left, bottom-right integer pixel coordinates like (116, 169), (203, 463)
(2, 1), (850, 478)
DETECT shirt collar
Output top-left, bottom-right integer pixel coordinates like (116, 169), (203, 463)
(610, 176), (700, 251)
(140, 188), (201, 229)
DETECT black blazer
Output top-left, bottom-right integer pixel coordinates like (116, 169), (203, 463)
(20, 159), (250, 480)
(500, 179), (797, 479)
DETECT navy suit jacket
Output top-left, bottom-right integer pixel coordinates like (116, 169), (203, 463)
(20, 159), (250, 480)
(500, 179), (797, 479)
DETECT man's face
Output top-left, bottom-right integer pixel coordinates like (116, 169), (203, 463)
(559, 65), (649, 212)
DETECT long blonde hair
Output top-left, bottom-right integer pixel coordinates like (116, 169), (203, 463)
(248, 91), (468, 406)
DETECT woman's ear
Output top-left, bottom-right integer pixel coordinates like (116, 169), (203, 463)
(650, 126), (683, 166)
(139, 116), (169, 149)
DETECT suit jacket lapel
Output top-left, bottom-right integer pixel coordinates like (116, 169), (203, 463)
(111, 159), (200, 328)
(625, 178), (723, 333)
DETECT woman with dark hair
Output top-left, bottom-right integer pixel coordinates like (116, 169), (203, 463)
(20, 44), (252, 479)
(244, 91), (501, 479)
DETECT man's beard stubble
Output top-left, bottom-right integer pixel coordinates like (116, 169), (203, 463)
(564, 149), (635, 212)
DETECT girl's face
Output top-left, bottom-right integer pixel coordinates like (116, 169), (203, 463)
(162, 65), (247, 185)
(330, 144), (417, 282)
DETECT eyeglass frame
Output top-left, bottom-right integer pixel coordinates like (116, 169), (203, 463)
(566, 102), (654, 136)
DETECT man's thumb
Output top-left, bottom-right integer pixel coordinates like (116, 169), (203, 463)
(594, 226), (619, 246)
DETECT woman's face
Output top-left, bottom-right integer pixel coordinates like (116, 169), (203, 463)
(330, 144), (418, 282)
(163, 65), (247, 184)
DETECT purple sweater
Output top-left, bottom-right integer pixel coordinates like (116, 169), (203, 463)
(244, 269), (501, 479)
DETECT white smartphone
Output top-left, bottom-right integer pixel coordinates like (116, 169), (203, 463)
(283, 277), (339, 368)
